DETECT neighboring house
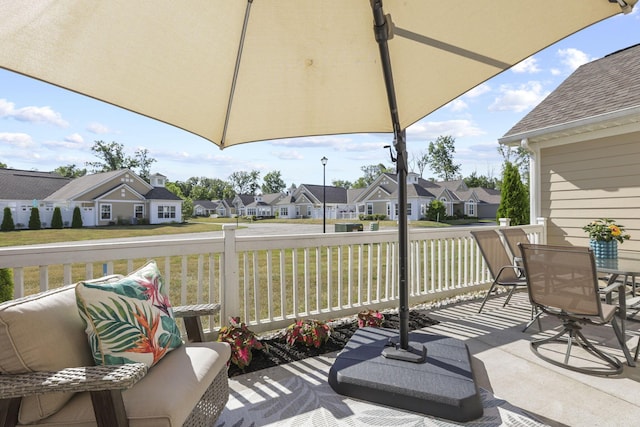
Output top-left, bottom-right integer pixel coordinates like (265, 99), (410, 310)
(245, 193), (284, 217)
(193, 200), (218, 217)
(499, 43), (640, 252)
(353, 172), (499, 221)
(277, 184), (354, 220)
(0, 168), (183, 228)
(232, 194), (256, 217)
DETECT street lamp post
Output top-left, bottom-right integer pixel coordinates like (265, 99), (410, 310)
(321, 156), (328, 233)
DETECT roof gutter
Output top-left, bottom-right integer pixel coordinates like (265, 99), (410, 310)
(498, 104), (640, 146)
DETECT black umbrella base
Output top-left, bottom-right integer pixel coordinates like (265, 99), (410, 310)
(328, 327), (483, 422)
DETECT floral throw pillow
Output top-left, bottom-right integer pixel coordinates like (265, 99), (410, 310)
(75, 260), (182, 367)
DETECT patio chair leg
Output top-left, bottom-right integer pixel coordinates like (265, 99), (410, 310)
(478, 283), (497, 313)
(523, 307), (543, 333)
(502, 286), (518, 307)
(635, 337), (640, 362)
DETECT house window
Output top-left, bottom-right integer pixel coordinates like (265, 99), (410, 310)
(134, 204), (144, 219)
(158, 205), (176, 219)
(296, 206), (301, 217)
(307, 206), (312, 216)
(386, 203), (391, 216)
(100, 204), (112, 220)
(367, 203), (373, 215)
(407, 203), (412, 216)
(247, 208), (256, 216)
(466, 201), (476, 216)
(281, 207), (288, 216)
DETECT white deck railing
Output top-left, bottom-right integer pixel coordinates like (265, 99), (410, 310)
(0, 223), (545, 334)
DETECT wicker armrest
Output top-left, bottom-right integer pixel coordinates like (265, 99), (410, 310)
(173, 303), (221, 343)
(0, 363), (147, 399)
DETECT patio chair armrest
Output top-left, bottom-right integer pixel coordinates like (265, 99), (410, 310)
(495, 264), (525, 280)
(0, 363), (147, 399)
(173, 303), (221, 342)
(600, 280), (626, 295)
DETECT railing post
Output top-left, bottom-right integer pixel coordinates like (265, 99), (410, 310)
(536, 217), (547, 244)
(499, 218), (511, 227)
(222, 225), (240, 320)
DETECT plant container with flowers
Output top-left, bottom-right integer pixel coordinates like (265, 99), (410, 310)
(285, 318), (332, 348)
(582, 218), (631, 259)
(357, 309), (383, 327)
(217, 316), (265, 369)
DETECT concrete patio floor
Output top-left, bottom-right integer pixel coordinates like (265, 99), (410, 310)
(227, 291), (640, 426)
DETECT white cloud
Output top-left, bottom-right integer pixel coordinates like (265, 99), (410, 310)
(64, 133), (84, 144)
(87, 122), (111, 134)
(408, 119), (485, 139)
(447, 99), (468, 112)
(0, 99), (68, 127)
(512, 57), (541, 74)
(557, 48), (592, 72)
(273, 150), (304, 160)
(464, 84), (491, 98)
(0, 132), (34, 147)
(489, 81), (549, 113)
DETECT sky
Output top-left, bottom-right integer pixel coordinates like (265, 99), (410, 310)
(1, 10), (639, 189)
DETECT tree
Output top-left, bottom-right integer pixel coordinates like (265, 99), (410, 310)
(262, 170), (286, 194)
(0, 268), (13, 303)
(54, 164), (87, 178)
(86, 141), (157, 179)
(426, 200), (446, 222)
(1, 207), (15, 231)
(332, 179), (352, 189)
(28, 207), (41, 230)
(496, 161), (529, 226)
(229, 170), (261, 195)
(0, 161), (8, 168)
(498, 145), (531, 186)
(410, 150), (429, 177)
(51, 207), (64, 229)
(464, 171), (497, 190)
(72, 206), (83, 228)
(352, 164), (393, 189)
(426, 135), (461, 181)
(181, 198), (194, 219)
(135, 148), (157, 182)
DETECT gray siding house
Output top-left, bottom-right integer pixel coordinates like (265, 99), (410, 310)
(499, 43), (640, 253)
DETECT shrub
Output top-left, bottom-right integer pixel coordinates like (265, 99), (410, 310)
(426, 200), (446, 222)
(72, 207), (83, 228)
(0, 268), (13, 303)
(28, 207), (41, 230)
(285, 319), (331, 348)
(51, 207), (64, 229)
(217, 317), (264, 369)
(1, 207), (15, 231)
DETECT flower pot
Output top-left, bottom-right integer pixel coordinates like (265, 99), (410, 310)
(589, 239), (618, 259)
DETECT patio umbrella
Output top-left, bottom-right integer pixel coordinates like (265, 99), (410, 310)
(0, 0), (635, 406)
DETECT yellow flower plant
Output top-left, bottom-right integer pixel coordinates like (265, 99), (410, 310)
(583, 218), (631, 244)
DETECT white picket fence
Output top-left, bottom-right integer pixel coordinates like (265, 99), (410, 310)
(0, 223), (545, 334)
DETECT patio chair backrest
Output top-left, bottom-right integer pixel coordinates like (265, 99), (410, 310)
(500, 228), (530, 260)
(470, 230), (520, 282)
(519, 243), (603, 318)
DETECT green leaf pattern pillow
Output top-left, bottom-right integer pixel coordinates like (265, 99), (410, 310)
(76, 260), (182, 367)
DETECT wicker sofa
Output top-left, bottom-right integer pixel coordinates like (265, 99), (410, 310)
(0, 279), (231, 427)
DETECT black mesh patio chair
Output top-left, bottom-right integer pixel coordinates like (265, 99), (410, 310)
(470, 230), (528, 314)
(519, 243), (629, 375)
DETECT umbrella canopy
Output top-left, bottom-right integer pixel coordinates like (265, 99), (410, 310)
(0, 1), (635, 149)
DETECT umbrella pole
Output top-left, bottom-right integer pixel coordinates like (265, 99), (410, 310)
(371, 0), (426, 363)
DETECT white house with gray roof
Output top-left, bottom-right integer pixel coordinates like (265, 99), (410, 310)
(0, 168), (182, 228)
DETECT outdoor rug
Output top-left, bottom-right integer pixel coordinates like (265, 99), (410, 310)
(215, 353), (548, 427)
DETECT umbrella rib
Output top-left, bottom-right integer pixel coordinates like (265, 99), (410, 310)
(221, 0), (254, 148)
(393, 27), (511, 70)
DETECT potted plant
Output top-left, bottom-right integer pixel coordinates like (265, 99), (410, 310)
(217, 317), (264, 369)
(285, 319), (331, 348)
(582, 218), (630, 259)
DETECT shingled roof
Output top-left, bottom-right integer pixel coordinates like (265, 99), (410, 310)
(502, 43), (640, 140)
(0, 168), (70, 200)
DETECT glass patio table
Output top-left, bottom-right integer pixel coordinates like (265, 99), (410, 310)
(595, 256), (640, 366)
